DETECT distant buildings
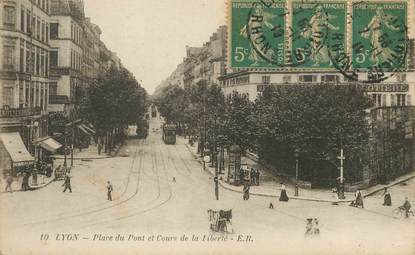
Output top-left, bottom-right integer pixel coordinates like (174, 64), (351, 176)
(154, 25), (227, 95)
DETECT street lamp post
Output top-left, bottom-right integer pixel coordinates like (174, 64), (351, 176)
(294, 149), (299, 196)
(337, 148), (346, 199)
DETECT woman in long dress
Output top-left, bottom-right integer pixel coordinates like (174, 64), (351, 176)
(355, 190), (364, 208)
(279, 183), (289, 202)
(383, 187), (392, 206)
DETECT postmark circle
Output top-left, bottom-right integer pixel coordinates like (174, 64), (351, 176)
(328, 1), (409, 83)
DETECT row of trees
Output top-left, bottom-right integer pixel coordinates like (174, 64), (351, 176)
(77, 66), (148, 152)
(154, 82), (373, 185)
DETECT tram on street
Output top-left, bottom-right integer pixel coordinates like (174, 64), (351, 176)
(136, 119), (149, 139)
(162, 124), (176, 144)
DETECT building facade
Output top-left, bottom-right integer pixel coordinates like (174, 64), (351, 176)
(154, 25), (227, 95)
(0, 0), (123, 177)
(0, 0), (52, 175)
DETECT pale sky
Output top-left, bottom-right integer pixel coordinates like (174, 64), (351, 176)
(84, 0), (225, 94)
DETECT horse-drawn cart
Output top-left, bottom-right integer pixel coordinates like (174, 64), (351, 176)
(207, 209), (234, 233)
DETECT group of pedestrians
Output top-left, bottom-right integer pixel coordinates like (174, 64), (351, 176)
(61, 174), (114, 201)
(250, 168), (260, 186)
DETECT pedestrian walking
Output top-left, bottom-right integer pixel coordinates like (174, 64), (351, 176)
(243, 183), (250, 200)
(5, 174), (13, 193)
(107, 181), (113, 201)
(98, 142), (102, 155)
(382, 187), (392, 206)
(402, 197), (412, 218)
(250, 168), (255, 185)
(255, 169), (260, 185)
(279, 183), (289, 202)
(21, 172), (30, 191)
(354, 189), (364, 208)
(62, 174), (72, 193)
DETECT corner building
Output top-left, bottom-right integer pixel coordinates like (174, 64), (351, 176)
(0, 0), (52, 176)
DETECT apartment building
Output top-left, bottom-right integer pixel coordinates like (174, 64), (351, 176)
(0, 0), (55, 175)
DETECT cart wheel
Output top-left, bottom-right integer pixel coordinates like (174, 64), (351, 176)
(392, 208), (403, 219)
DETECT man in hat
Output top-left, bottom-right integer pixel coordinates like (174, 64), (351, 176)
(5, 173), (13, 193)
(62, 174), (72, 193)
(107, 181), (113, 201)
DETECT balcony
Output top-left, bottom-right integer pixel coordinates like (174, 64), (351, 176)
(0, 107), (42, 118)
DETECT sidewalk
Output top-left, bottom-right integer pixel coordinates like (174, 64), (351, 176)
(180, 136), (415, 203)
(1, 144), (124, 195)
(0, 174), (54, 194)
(51, 143), (122, 160)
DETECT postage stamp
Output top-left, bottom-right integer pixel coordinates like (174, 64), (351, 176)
(291, 0), (347, 69)
(336, 1), (408, 82)
(229, 0), (287, 68)
(228, 0), (409, 81)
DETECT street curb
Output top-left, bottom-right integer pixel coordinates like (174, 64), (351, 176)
(183, 143), (351, 203)
(0, 178), (55, 195)
(183, 143), (415, 203)
(51, 156), (112, 160)
(363, 175), (415, 198)
(51, 144), (124, 160)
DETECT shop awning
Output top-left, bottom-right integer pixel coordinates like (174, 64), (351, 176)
(78, 124), (95, 136)
(0, 132), (34, 163)
(83, 124), (96, 135)
(39, 138), (62, 152)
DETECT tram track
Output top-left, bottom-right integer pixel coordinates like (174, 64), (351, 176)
(19, 138), (146, 227)
(79, 133), (174, 228)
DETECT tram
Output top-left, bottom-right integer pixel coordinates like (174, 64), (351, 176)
(151, 105), (157, 118)
(162, 124), (176, 144)
(136, 119), (149, 139)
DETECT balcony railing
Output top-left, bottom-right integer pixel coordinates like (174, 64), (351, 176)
(0, 107), (42, 118)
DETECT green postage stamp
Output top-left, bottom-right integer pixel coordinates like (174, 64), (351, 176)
(228, 0), (408, 75)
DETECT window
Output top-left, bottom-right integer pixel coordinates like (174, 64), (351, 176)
(262, 76), (270, 84)
(41, 51), (45, 76)
(46, 0), (49, 13)
(50, 23), (58, 39)
(299, 75), (317, 83)
(50, 51), (58, 67)
(32, 16), (36, 35)
(36, 49), (40, 75)
(19, 81), (24, 107)
(20, 8), (25, 31)
(41, 22), (45, 42)
(390, 94), (397, 106)
(321, 75), (339, 83)
(37, 19), (41, 39)
(3, 46), (14, 70)
(283, 75), (291, 83)
(45, 52), (49, 75)
(2, 85), (14, 108)
(45, 25), (49, 43)
(26, 47), (30, 72)
(20, 47), (24, 72)
(3, 6), (15, 25)
(372, 94), (383, 107)
(397, 94), (406, 106)
(26, 11), (31, 33)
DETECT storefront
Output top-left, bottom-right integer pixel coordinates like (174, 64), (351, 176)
(0, 132), (34, 176)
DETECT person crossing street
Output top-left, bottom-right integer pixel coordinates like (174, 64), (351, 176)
(5, 174), (13, 193)
(107, 181), (113, 201)
(62, 174), (72, 193)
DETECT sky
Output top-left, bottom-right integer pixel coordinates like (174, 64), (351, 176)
(84, 0), (225, 95)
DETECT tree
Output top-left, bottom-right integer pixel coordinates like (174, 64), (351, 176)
(222, 92), (256, 151)
(254, 84), (373, 185)
(88, 66), (147, 149)
(154, 84), (187, 125)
